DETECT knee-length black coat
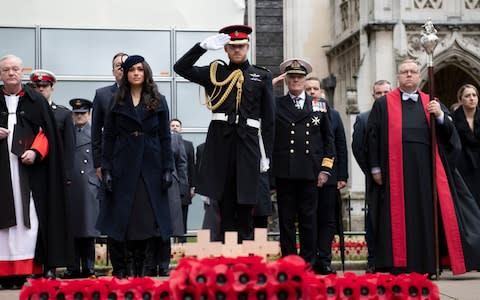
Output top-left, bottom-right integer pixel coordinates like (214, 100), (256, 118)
(96, 94), (174, 241)
(173, 43), (275, 205)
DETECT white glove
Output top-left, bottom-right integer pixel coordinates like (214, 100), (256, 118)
(200, 34), (231, 50)
(260, 157), (270, 173)
(200, 195), (210, 205)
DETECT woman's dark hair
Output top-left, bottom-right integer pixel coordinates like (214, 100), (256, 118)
(113, 59), (161, 111)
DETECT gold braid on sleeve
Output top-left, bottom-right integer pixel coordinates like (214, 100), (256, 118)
(205, 61), (244, 112)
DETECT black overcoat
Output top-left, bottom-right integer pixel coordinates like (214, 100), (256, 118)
(453, 107), (480, 208)
(69, 123), (100, 237)
(51, 102), (75, 182)
(91, 84), (117, 169)
(174, 43), (275, 205)
(96, 94), (174, 241)
(0, 85), (74, 267)
(181, 139), (195, 205)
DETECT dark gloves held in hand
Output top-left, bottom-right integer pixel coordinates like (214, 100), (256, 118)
(102, 169), (113, 192)
(162, 170), (173, 190)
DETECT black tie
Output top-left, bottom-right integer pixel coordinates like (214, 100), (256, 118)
(293, 97), (302, 109)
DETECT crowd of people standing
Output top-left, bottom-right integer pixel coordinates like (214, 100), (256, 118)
(1, 23), (480, 289)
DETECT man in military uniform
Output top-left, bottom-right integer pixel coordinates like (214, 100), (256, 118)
(61, 98), (99, 279)
(174, 25), (275, 241)
(29, 69), (76, 278)
(30, 70), (75, 186)
(272, 59), (334, 265)
(305, 76), (348, 275)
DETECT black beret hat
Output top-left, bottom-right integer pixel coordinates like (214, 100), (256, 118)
(122, 55), (145, 71)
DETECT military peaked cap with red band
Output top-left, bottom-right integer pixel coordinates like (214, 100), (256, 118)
(219, 25), (252, 45)
(30, 69), (56, 85)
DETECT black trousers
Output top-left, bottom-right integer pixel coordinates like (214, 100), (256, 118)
(176, 204), (189, 243)
(276, 178), (317, 264)
(316, 185), (337, 266)
(365, 206), (375, 266)
(219, 134), (254, 242)
(68, 237), (95, 273)
(107, 238), (127, 277)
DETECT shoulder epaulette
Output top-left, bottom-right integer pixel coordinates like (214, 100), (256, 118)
(251, 65), (271, 73)
(52, 103), (71, 111)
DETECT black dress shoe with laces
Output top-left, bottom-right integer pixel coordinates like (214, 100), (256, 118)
(366, 264), (376, 274)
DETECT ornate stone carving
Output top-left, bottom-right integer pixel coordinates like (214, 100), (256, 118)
(465, 0), (480, 9)
(346, 89), (359, 114)
(463, 35), (480, 50)
(414, 0), (443, 9)
(339, 0), (359, 32)
(341, 1), (349, 31)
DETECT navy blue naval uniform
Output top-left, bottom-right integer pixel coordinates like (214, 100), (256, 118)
(273, 93), (334, 264)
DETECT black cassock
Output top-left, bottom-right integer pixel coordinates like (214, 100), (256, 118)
(368, 88), (480, 275)
(0, 85), (73, 268)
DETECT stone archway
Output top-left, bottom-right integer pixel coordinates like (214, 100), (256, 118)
(421, 65), (479, 110)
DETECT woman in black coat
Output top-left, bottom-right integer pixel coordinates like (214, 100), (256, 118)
(96, 55), (174, 277)
(453, 84), (480, 209)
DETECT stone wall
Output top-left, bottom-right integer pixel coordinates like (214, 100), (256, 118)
(247, 0), (284, 96)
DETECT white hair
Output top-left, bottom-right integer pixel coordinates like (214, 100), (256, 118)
(0, 54), (23, 70)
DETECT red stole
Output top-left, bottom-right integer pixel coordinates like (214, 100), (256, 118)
(386, 88), (466, 274)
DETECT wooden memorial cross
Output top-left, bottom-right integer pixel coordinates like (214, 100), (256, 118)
(183, 228), (279, 260)
(184, 229), (222, 258)
(243, 228), (279, 259)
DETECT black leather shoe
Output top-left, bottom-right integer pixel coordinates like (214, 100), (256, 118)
(60, 270), (81, 279)
(366, 264), (376, 274)
(43, 269), (56, 279)
(313, 264), (336, 275)
(83, 270), (96, 279)
(112, 269), (127, 279)
(158, 269), (170, 277)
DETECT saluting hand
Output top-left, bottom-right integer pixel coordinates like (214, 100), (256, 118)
(200, 34), (231, 50)
(272, 72), (287, 86)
